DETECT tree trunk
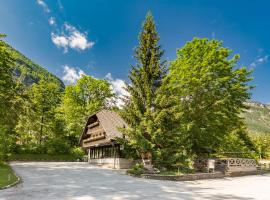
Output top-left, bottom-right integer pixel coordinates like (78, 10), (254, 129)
(39, 110), (44, 147)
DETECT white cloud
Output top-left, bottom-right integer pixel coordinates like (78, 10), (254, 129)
(105, 73), (129, 107)
(250, 55), (268, 68)
(36, 0), (50, 13)
(69, 31), (94, 50)
(48, 17), (56, 25)
(51, 23), (94, 52)
(51, 33), (69, 53)
(62, 65), (85, 84)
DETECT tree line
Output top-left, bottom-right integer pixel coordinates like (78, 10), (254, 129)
(0, 13), (268, 168)
(0, 38), (113, 159)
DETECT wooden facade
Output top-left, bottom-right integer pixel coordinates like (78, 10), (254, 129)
(79, 110), (127, 159)
(89, 145), (121, 159)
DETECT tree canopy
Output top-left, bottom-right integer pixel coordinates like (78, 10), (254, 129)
(59, 75), (113, 144)
(166, 38), (253, 155)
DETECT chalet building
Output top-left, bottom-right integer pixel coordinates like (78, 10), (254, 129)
(79, 109), (133, 169)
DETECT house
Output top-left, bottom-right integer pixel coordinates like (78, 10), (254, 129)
(79, 109), (133, 169)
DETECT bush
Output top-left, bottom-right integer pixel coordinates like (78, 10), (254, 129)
(15, 143), (47, 154)
(127, 163), (145, 176)
(70, 147), (85, 160)
(46, 138), (71, 155)
(9, 154), (77, 161)
(153, 148), (194, 171)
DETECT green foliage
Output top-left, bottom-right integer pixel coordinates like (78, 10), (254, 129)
(59, 75), (113, 143)
(9, 154), (78, 161)
(115, 137), (139, 159)
(252, 134), (270, 159)
(166, 38), (253, 155)
(4, 41), (64, 88)
(0, 34), (24, 161)
(120, 12), (166, 162)
(15, 79), (62, 147)
(70, 147), (85, 160)
(154, 148), (194, 170)
(127, 163), (145, 176)
(46, 138), (71, 155)
(0, 162), (19, 188)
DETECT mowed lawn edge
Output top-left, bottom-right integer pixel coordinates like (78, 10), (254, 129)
(0, 162), (20, 189)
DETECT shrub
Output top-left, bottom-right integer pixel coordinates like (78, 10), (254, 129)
(46, 138), (71, 155)
(127, 163), (145, 176)
(70, 147), (85, 160)
(153, 148), (194, 171)
(9, 154), (77, 161)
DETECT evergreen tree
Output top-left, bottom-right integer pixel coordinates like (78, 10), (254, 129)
(120, 12), (166, 168)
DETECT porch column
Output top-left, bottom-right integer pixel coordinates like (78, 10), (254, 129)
(88, 149), (91, 163)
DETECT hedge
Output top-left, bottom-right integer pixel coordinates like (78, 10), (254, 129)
(9, 154), (80, 162)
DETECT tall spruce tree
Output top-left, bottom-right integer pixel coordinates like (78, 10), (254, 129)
(121, 12), (166, 168)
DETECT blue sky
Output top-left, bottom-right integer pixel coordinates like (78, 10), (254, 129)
(0, 0), (269, 103)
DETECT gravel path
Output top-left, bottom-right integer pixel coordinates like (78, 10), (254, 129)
(0, 162), (269, 200)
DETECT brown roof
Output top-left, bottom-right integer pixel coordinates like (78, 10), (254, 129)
(79, 109), (127, 145)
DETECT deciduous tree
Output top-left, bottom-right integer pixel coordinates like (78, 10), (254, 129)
(167, 38), (253, 155)
(59, 75), (113, 145)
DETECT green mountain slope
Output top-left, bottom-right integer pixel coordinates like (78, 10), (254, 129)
(242, 102), (270, 135)
(5, 42), (64, 88)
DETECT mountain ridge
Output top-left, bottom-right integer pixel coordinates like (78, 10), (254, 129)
(4, 41), (64, 89)
(243, 101), (270, 135)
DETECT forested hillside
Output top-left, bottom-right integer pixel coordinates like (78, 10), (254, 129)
(5, 42), (64, 88)
(243, 102), (270, 135)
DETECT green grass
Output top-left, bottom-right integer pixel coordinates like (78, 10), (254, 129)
(9, 154), (79, 161)
(0, 162), (19, 189)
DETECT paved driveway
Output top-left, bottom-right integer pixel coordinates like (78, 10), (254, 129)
(0, 162), (270, 200)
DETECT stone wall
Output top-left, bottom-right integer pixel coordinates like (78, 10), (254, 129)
(141, 170), (270, 181)
(89, 158), (134, 169)
(142, 172), (224, 181)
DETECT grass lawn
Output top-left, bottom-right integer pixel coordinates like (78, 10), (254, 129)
(0, 162), (19, 189)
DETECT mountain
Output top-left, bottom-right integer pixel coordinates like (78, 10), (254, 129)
(5, 42), (64, 89)
(242, 101), (270, 135)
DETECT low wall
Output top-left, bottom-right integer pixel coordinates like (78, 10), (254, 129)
(89, 158), (133, 169)
(142, 172), (224, 181)
(141, 170), (270, 181)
